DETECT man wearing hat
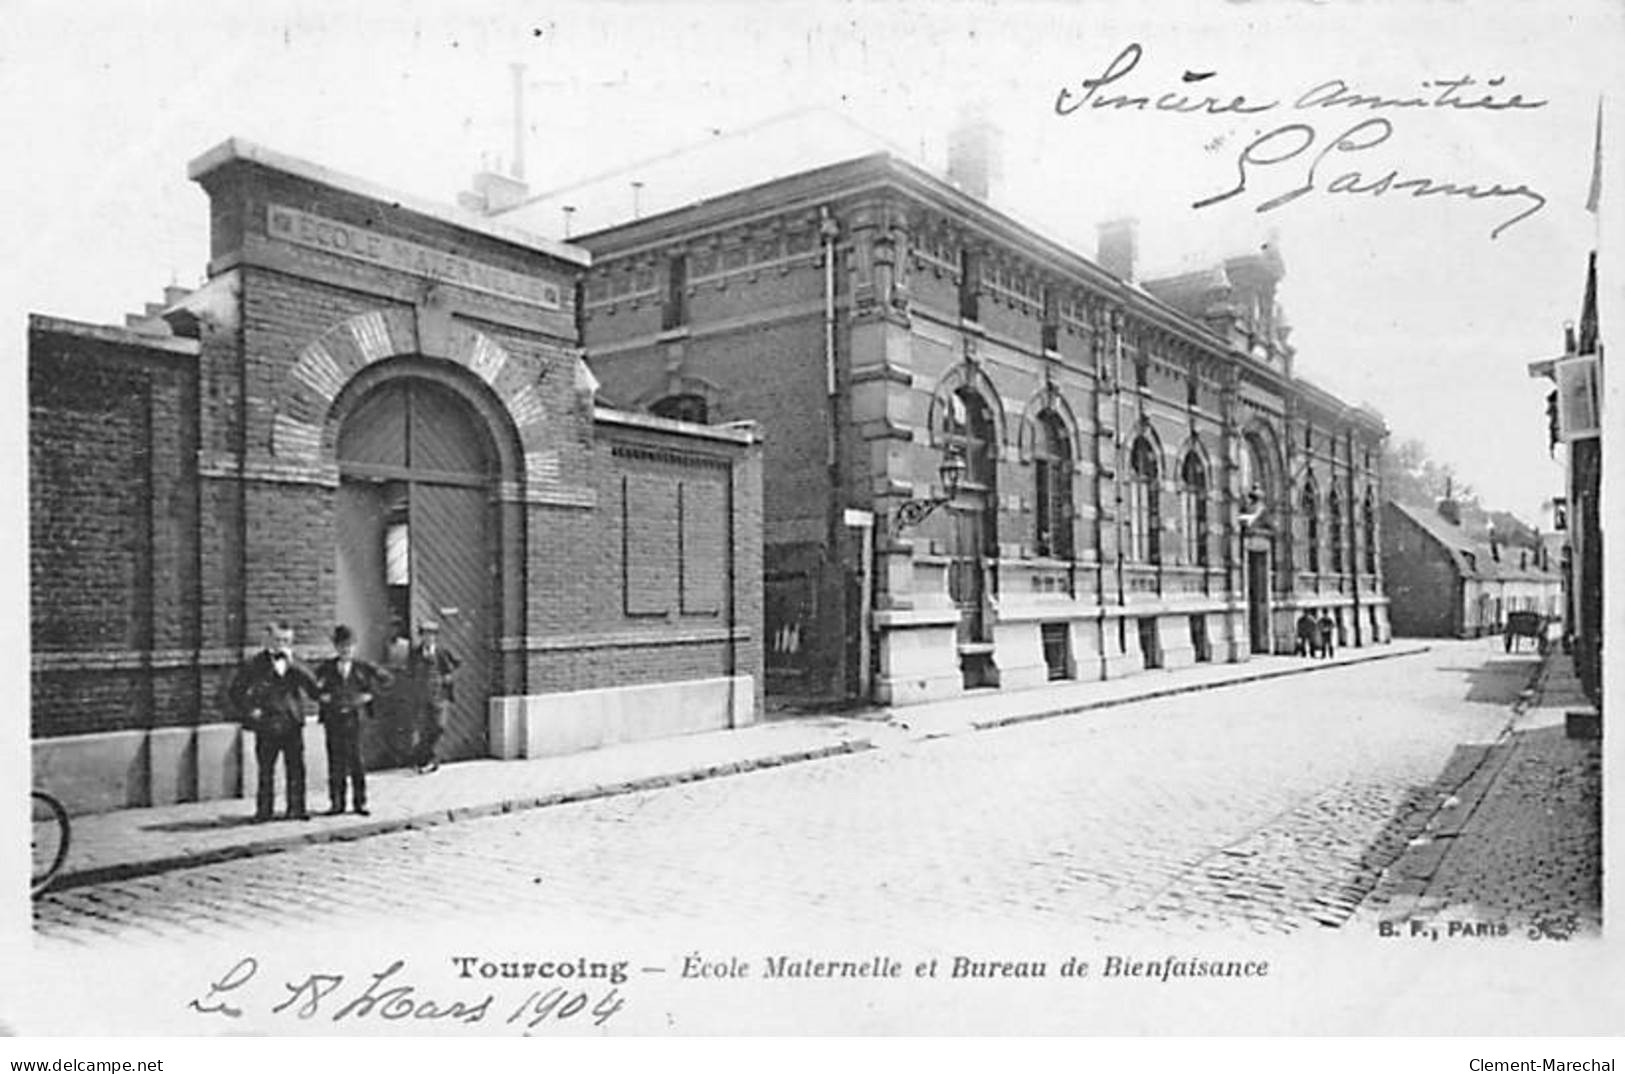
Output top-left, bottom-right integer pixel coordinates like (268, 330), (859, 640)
(227, 621), (321, 821)
(314, 624), (391, 815)
(407, 619), (460, 773)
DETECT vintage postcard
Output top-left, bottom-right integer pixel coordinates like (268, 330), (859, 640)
(5, 0), (1621, 1046)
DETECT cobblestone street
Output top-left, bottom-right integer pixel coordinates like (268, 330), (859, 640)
(1358, 654), (1602, 938)
(34, 640), (1546, 947)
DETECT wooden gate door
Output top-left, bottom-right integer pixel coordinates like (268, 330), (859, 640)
(409, 483), (490, 762)
(336, 377), (493, 767)
(1247, 548), (1270, 654)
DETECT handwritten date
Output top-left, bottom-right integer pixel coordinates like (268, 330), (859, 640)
(188, 957), (624, 1030)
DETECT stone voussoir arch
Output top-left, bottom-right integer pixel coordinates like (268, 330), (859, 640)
(925, 361), (1008, 453)
(1015, 385), (1082, 463)
(632, 372), (728, 418)
(272, 308), (559, 487)
(1126, 417), (1167, 475)
(1175, 431), (1213, 475)
(1240, 419), (1285, 504)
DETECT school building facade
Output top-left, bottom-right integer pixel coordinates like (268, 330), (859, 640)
(551, 152), (1392, 705)
(29, 140), (763, 815)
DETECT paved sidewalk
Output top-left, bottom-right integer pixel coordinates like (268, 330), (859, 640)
(41, 640), (1429, 892)
(1355, 651), (1602, 936)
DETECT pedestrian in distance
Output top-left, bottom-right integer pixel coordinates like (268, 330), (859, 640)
(408, 620), (460, 774)
(1317, 611), (1337, 660)
(227, 621), (321, 822)
(1296, 609), (1319, 658)
(314, 624), (391, 817)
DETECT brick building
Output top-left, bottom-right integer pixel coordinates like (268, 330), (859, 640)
(498, 129), (1392, 704)
(1382, 499), (1562, 638)
(30, 140), (763, 815)
(1528, 249), (1603, 706)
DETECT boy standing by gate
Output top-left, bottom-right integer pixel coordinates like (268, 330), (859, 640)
(315, 624), (390, 816)
(408, 620), (460, 773)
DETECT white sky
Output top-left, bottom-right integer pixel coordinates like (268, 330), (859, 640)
(3, 0), (1620, 525)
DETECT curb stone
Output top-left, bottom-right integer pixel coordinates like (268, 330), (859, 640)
(972, 643), (1432, 734)
(47, 739), (875, 892)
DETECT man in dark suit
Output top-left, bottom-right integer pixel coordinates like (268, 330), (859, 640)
(408, 620), (460, 774)
(1295, 609), (1319, 657)
(228, 621), (321, 821)
(314, 624), (391, 816)
(1317, 611), (1337, 660)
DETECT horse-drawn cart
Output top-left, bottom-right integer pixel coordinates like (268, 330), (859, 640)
(1504, 610), (1548, 654)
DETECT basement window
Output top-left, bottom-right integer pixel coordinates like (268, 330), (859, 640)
(1041, 622), (1073, 681)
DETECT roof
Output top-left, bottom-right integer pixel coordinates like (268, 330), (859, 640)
(544, 118), (1388, 434)
(562, 149), (1263, 369)
(1387, 500), (1556, 582)
(496, 107), (918, 239)
(188, 138), (591, 267)
(29, 313), (200, 357)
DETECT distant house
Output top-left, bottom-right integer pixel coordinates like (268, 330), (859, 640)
(1381, 499), (1561, 638)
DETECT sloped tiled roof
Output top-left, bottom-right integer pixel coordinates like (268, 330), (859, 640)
(1388, 500), (1556, 582)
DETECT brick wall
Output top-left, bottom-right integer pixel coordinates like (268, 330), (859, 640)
(513, 418), (761, 702)
(585, 252), (827, 695)
(29, 323), (205, 736)
(1381, 504), (1461, 637)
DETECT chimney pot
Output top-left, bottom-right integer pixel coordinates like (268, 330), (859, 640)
(946, 103), (999, 201)
(1097, 218), (1138, 282)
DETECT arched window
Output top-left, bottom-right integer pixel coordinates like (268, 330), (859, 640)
(1181, 452), (1209, 567)
(1238, 432), (1276, 510)
(1363, 488), (1378, 573)
(649, 393), (709, 424)
(1328, 487), (1344, 572)
(1033, 411), (1073, 559)
(944, 388), (997, 489)
(1128, 438), (1161, 564)
(1302, 478), (1320, 572)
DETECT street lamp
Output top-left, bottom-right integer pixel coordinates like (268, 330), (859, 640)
(892, 446), (967, 534)
(1236, 486), (1266, 529)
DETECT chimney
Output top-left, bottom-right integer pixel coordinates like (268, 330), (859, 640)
(455, 66), (533, 216)
(946, 102), (1000, 201)
(1097, 218), (1138, 282)
(1437, 478), (1461, 526)
(457, 169), (530, 214)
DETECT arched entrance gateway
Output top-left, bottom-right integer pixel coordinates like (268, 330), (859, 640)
(333, 366), (501, 769)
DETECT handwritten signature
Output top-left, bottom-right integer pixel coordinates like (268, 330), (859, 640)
(1194, 117), (1547, 239)
(1054, 43), (1551, 239)
(187, 956), (625, 1031)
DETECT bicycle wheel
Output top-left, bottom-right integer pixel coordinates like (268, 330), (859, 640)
(31, 791), (70, 898)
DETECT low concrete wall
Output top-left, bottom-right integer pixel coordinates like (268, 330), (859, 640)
(36, 719), (327, 816)
(488, 675), (757, 759)
(36, 676), (760, 814)
(33, 729), (151, 816)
